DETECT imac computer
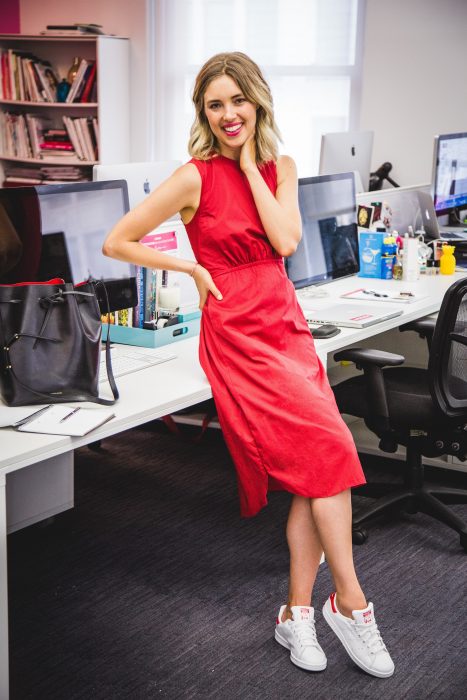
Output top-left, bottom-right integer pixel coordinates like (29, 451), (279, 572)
(93, 160), (181, 210)
(0, 180), (136, 311)
(431, 131), (467, 224)
(285, 172), (359, 291)
(319, 130), (374, 193)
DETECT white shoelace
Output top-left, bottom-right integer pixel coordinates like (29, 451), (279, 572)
(354, 620), (387, 655)
(291, 620), (319, 648)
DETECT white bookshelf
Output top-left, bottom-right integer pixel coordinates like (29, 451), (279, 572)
(0, 34), (130, 183)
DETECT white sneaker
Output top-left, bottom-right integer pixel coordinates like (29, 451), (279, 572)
(275, 605), (327, 671)
(322, 592), (395, 678)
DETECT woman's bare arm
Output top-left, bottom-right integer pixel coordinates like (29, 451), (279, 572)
(102, 163), (223, 307)
(240, 139), (302, 257)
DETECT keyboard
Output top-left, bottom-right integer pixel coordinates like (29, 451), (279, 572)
(99, 345), (176, 382)
(296, 286), (329, 300)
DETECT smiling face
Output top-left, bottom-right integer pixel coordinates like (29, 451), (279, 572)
(203, 74), (257, 159)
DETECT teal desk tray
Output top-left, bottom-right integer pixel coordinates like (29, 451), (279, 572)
(102, 318), (200, 348)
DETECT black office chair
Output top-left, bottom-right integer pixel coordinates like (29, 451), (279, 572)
(332, 277), (467, 551)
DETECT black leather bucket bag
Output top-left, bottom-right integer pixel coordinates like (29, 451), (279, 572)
(0, 278), (118, 407)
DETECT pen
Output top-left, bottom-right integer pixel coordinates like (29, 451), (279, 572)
(14, 405), (51, 428)
(363, 290), (389, 298)
(59, 407), (80, 423)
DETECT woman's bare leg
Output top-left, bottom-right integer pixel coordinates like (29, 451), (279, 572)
(282, 494), (324, 621)
(309, 488), (366, 618)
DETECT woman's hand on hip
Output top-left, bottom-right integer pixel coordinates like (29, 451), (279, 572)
(192, 264), (223, 309)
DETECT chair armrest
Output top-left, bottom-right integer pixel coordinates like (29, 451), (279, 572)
(334, 348), (405, 368)
(399, 317), (436, 342)
(334, 348), (404, 449)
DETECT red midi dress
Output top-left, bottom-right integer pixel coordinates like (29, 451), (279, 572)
(185, 155), (366, 517)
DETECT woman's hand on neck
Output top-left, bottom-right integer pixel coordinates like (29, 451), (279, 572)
(239, 135), (259, 175)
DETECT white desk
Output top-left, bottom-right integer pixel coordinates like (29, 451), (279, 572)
(0, 271), (463, 700)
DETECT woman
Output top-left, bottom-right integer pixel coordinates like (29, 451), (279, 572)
(103, 52), (394, 679)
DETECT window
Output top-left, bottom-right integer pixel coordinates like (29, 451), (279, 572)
(151, 0), (366, 176)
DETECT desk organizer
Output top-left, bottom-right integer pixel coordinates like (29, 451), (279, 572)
(102, 318), (200, 348)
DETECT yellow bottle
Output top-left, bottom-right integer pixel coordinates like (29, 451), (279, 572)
(439, 245), (456, 275)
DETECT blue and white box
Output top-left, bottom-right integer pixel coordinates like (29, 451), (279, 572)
(358, 231), (384, 278)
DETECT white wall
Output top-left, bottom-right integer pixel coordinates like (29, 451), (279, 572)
(19, 0), (467, 181)
(360, 0), (467, 186)
(20, 0), (149, 161)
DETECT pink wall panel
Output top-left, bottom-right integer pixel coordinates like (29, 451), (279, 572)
(19, 0), (138, 37)
(0, 0), (21, 33)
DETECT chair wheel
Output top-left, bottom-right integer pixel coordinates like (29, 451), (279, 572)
(352, 528), (368, 545)
(460, 531), (467, 552)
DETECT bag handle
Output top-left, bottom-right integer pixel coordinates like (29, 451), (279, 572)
(91, 279), (119, 403)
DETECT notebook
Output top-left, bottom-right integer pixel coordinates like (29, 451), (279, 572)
(0, 404), (115, 436)
(417, 191), (467, 242)
(299, 302), (402, 328)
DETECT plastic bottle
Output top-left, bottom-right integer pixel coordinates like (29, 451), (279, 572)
(439, 245), (456, 275)
(392, 230), (403, 280)
(380, 235), (397, 279)
(402, 231), (420, 281)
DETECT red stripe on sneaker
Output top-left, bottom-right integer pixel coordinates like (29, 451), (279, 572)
(330, 592), (337, 613)
(276, 616), (280, 625)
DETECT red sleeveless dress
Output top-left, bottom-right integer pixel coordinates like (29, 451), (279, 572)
(185, 155), (365, 517)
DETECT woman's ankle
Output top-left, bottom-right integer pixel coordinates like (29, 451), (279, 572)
(281, 600), (312, 622)
(335, 591), (367, 619)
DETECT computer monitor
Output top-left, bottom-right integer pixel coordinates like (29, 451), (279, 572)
(319, 130), (374, 193)
(432, 132), (467, 216)
(93, 160), (181, 209)
(285, 172), (359, 289)
(0, 180), (135, 310)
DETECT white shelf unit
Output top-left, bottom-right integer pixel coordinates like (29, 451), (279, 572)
(0, 34), (130, 183)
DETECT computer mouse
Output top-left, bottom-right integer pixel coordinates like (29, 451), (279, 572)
(310, 324), (341, 339)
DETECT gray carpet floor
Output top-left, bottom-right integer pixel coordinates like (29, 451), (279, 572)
(8, 423), (467, 699)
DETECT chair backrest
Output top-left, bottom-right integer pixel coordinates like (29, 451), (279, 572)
(429, 277), (467, 419)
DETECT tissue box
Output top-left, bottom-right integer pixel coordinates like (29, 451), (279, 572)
(358, 231), (384, 278)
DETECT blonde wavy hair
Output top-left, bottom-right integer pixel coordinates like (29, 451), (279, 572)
(188, 52), (282, 164)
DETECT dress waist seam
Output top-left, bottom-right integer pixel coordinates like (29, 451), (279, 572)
(211, 258), (283, 279)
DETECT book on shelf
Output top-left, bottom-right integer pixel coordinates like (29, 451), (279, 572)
(62, 115), (83, 159)
(2, 163), (89, 186)
(79, 62), (97, 103)
(0, 112), (32, 158)
(41, 23), (105, 36)
(0, 49), (60, 102)
(66, 59), (92, 103)
(39, 129), (74, 151)
(43, 128), (69, 142)
(62, 115), (99, 161)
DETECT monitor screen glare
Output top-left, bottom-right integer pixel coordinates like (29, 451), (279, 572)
(432, 132), (467, 215)
(286, 172), (359, 289)
(0, 180), (131, 285)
